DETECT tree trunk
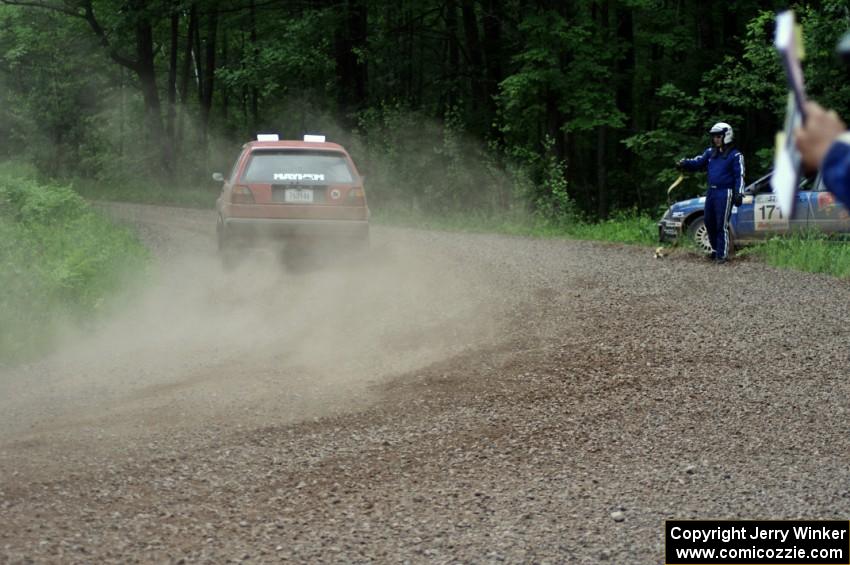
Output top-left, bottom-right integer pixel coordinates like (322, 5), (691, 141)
(335, 0), (368, 122)
(119, 67), (126, 158)
(481, 0), (502, 135)
(596, 125), (607, 218)
(194, 11), (204, 104)
(200, 4), (219, 148)
(222, 26), (229, 124)
(176, 4), (197, 154)
(166, 10), (179, 175)
(249, 0), (259, 130)
(615, 4), (634, 129)
(74, 0), (173, 175)
(460, 0), (487, 132)
(351, 0), (368, 106)
(545, 88), (565, 163)
(134, 11), (172, 177)
(405, 7), (413, 101)
(444, 0), (460, 111)
(615, 3), (636, 208)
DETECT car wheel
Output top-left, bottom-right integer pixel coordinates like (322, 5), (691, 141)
(216, 216), (227, 251)
(353, 234), (370, 256)
(217, 216), (241, 269)
(686, 217), (713, 255)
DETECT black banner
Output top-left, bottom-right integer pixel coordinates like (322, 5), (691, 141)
(665, 520), (850, 564)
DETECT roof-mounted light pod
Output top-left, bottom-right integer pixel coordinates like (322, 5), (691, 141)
(257, 134), (279, 142)
(303, 134), (326, 143)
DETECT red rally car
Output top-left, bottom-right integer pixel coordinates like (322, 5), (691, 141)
(214, 134), (369, 262)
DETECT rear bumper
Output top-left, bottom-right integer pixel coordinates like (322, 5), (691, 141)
(658, 220), (682, 242)
(222, 217), (370, 240)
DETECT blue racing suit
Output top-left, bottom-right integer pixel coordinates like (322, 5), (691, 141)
(679, 147), (745, 259)
(821, 134), (850, 210)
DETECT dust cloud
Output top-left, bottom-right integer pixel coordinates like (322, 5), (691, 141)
(0, 212), (502, 451)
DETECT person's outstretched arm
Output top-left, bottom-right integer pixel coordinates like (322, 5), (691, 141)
(677, 148), (711, 172)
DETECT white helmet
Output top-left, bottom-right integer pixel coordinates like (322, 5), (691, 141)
(709, 122), (733, 145)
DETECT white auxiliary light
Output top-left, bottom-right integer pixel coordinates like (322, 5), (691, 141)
(303, 134), (326, 143)
(257, 134), (279, 142)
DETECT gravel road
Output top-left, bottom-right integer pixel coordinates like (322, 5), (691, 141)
(1, 202), (849, 563)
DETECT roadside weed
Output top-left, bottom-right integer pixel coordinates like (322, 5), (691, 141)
(0, 165), (149, 363)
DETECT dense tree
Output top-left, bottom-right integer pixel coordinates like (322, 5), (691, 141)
(0, 0), (847, 217)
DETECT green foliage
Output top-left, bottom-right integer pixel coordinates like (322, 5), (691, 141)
(796, 2), (850, 120)
(622, 83), (711, 202)
(216, 8), (336, 124)
(352, 103), (446, 211)
(495, 5), (625, 211)
(374, 199), (654, 245)
(71, 176), (217, 209)
(501, 136), (578, 224)
(351, 102), (519, 215)
(701, 11), (786, 115)
(498, 8), (624, 137)
(0, 6), (109, 174)
(0, 162), (149, 362)
(3, 0), (850, 222)
(624, 5), (850, 210)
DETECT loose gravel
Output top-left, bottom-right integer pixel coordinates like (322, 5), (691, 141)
(1, 203), (849, 563)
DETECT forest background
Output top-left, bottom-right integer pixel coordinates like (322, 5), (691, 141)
(1, 0), (849, 222)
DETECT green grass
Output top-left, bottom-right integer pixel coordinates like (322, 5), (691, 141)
(742, 231), (850, 278)
(0, 162), (150, 363)
(375, 205), (850, 278)
(371, 206), (658, 245)
(71, 176), (217, 209)
(563, 210), (658, 245)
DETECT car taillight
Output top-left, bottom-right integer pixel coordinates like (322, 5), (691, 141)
(348, 187), (365, 202)
(231, 185), (255, 204)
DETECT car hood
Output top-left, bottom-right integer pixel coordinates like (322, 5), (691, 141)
(671, 196), (705, 212)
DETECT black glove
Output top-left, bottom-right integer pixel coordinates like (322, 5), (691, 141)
(675, 159), (685, 171)
(732, 193), (743, 207)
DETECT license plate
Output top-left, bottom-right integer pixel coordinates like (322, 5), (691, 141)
(284, 189), (313, 203)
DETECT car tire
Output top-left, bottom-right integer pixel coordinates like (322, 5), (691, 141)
(216, 216), (228, 251)
(686, 216), (713, 256)
(221, 248), (241, 270)
(354, 234), (370, 256)
(217, 216), (241, 270)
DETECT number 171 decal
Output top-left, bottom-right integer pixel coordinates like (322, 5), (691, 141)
(754, 194), (789, 230)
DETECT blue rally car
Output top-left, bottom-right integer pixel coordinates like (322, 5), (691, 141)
(658, 172), (850, 253)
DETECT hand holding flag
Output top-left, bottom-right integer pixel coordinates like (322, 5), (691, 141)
(770, 11), (806, 217)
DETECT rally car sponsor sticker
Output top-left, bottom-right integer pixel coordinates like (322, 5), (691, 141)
(273, 173), (326, 181)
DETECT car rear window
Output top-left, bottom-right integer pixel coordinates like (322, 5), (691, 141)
(241, 150), (354, 184)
